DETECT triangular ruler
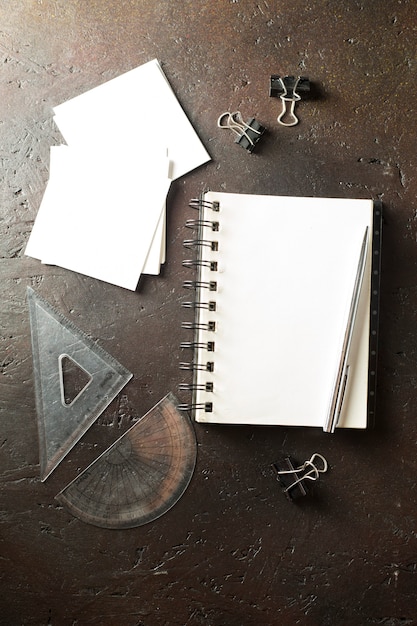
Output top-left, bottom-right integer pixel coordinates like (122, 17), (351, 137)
(27, 287), (133, 481)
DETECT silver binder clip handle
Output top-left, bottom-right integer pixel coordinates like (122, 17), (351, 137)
(277, 77), (301, 127)
(217, 111), (265, 152)
(277, 453), (328, 492)
(301, 453), (328, 479)
(217, 111), (254, 144)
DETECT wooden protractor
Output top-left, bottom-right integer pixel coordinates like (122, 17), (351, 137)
(56, 393), (197, 529)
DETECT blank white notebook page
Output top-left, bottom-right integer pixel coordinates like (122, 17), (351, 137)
(192, 191), (374, 428)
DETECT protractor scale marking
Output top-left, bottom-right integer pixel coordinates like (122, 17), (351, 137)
(56, 393), (197, 529)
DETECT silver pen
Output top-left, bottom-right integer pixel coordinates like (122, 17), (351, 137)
(323, 226), (369, 433)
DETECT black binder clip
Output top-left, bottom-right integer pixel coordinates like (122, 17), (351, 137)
(272, 453), (328, 501)
(217, 111), (265, 153)
(269, 75), (310, 126)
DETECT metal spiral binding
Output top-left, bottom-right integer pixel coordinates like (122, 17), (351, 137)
(179, 361), (214, 372)
(183, 280), (217, 291)
(182, 300), (216, 311)
(183, 239), (219, 251)
(179, 195), (219, 414)
(178, 382), (214, 392)
(180, 341), (215, 351)
(182, 259), (218, 270)
(177, 401), (213, 412)
(185, 219), (219, 231)
(181, 320), (216, 332)
(189, 198), (220, 212)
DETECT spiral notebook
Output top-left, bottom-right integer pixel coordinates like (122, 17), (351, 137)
(180, 191), (382, 429)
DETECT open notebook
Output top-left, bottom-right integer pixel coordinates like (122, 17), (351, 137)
(180, 191), (382, 429)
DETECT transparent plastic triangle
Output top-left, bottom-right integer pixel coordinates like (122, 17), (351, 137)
(27, 287), (133, 481)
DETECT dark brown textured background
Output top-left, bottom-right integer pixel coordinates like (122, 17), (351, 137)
(1, 1), (416, 624)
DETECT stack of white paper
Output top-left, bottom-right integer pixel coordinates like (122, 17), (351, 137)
(26, 59), (210, 290)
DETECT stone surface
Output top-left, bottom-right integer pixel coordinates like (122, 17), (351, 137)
(1, 1), (416, 624)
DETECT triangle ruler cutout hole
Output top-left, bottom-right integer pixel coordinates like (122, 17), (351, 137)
(27, 287), (133, 481)
(59, 355), (92, 406)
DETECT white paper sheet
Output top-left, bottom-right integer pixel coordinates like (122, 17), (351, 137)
(26, 146), (170, 290)
(53, 59), (210, 182)
(26, 59), (210, 289)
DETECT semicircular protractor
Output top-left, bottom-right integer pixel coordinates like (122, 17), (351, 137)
(56, 393), (197, 529)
